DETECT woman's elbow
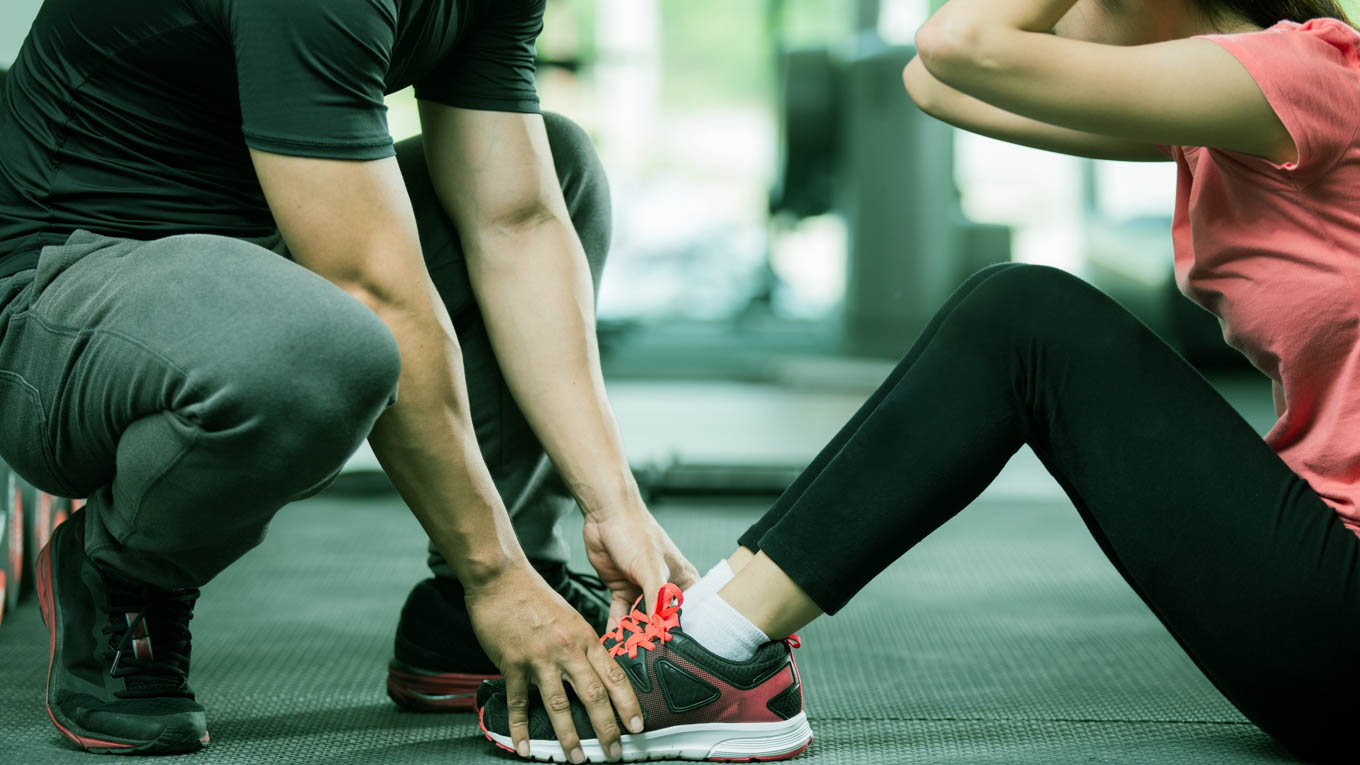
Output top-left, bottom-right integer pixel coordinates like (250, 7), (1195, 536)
(914, 15), (990, 85)
(902, 58), (940, 115)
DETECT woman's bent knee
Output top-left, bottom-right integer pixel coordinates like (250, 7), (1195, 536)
(953, 264), (1132, 346)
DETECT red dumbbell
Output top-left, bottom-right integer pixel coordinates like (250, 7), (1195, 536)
(0, 466), (24, 628)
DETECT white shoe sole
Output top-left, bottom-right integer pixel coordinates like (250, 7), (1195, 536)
(486, 711), (813, 762)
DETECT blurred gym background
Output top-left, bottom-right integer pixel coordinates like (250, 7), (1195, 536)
(381, 0), (1262, 491)
(2, 1), (1351, 762)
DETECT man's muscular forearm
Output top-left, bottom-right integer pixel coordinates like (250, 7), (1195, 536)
(364, 298), (528, 585)
(418, 106), (643, 521)
(463, 213), (642, 520)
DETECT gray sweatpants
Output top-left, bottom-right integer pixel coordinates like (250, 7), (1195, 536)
(0, 113), (611, 589)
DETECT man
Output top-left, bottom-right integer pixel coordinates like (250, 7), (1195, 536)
(0, 0), (697, 758)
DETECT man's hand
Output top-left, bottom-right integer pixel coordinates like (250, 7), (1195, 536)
(584, 507), (700, 621)
(465, 562), (644, 763)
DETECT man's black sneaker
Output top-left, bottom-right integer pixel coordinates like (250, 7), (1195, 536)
(479, 583), (813, 762)
(35, 509), (208, 754)
(387, 561), (612, 712)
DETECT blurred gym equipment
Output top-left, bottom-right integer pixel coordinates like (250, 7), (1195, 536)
(615, 0), (1012, 498)
(0, 456), (73, 630)
(769, 0), (1011, 357)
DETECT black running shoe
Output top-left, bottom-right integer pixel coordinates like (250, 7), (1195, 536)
(387, 561), (612, 712)
(35, 510), (207, 754)
(479, 584), (813, 762)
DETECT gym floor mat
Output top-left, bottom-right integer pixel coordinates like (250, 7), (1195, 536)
(0, 480), (1296, 763)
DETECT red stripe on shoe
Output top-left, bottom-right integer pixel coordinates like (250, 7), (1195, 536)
(37, 543), (134, 751)
(478, 704), (518, 755)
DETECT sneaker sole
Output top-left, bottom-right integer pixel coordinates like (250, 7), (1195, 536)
(386, 660), (497, 712)
(36, 539), (210, 755)
(479, 706), (813, 763)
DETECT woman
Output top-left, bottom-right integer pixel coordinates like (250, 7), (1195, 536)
(481, 0), (1360, 761)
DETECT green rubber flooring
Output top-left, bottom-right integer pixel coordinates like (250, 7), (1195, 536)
(0, 478), (1298, 763)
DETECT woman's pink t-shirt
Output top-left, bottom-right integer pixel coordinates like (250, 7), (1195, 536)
(1165, 18), (1360, 533)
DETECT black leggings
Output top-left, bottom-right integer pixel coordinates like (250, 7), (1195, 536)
(738, 263), (1360, 762)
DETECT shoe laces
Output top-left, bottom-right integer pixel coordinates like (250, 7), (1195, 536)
(98, 572), (198, 699)
(599, 594), (643, 650)
(602, 583), (683, 659)
(564, 568), (607, 595)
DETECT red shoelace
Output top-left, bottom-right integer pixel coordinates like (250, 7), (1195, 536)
(599, 582), (804, 657)
(601, 583), (683, 659)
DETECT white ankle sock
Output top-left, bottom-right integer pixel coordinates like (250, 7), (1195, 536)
(682, 559), (735, 606)
(680, 592), (769, 661)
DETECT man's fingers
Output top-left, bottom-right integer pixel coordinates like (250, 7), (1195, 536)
(590, 642), (644, 734)
(566, 658), (625, 760)
(505, 671), (532, 759)
(610, 579), (642, 623)
(609, 594), (630, 626)
(536, 671), (586, 764)
(640, 562), (668, 614)
(669, 553), (701, 592)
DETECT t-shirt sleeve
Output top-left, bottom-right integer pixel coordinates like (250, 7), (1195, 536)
(413, 0), (545, 113)
(230, 0), (397, 160)
(1201, 19), (1360, 181)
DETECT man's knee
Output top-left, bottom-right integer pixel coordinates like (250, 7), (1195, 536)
(316, 300), (403, 418)
(210, 293), (400, 463)
(277, 300), (399, 429)
(543, 112), (611, 290)
(542, 112), (605, 201)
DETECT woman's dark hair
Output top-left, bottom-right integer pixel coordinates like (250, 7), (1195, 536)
(1201, 0), (1357, 29)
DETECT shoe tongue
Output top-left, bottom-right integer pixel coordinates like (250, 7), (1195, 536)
(115, 609), (194, 698)
(122, 611), (155, 662)
(102, 580), (198, 698)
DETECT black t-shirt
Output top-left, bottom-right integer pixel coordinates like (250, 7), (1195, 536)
(0, 0), (545, 274)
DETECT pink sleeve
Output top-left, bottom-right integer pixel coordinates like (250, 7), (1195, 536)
(1202, 19), (1360, 181)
